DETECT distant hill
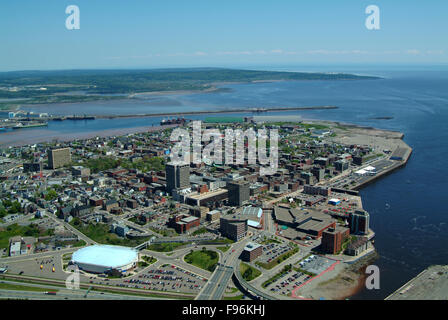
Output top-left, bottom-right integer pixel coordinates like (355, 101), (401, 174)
(0, 68), (380, 104)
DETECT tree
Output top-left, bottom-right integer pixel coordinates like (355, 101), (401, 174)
(8, 201), (22, 214)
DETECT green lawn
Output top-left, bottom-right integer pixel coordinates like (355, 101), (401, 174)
(191, 227), (208, 236)
(204, 117), (244, 123)
(70, 219), (149, 247)
(0, 282), (58, 292)
(216, 246), (229, 253)
(240, 262), (262, 281)
(0, 223), (54, 249)
(260, 238), (282, 245)
(201, 238), (234, 245)
(223, 294), (244, 300)
(141, 256), (157, 264)
(147, 242), (185, 252)
(184, 249), (219, 272)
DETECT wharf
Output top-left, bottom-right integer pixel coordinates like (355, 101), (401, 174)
(385, 265), (448, 300)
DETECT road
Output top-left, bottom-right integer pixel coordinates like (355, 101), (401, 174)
(44, 211), (97, 245)
(0, 279), (162, 300)
(196, 237), (251, 300)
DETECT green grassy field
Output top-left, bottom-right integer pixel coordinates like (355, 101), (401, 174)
(184, 249), (219, 272)
(70, 219), (150, 247)
(147, 242), (185, 252)
(240, 262), (262, 281)
(204, 117), (244, 123)
(0, 223), (54, 249)
(0, 282), (58, 292)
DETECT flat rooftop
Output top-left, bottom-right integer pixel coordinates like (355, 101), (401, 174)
(181, 216), (199, 223)
(72, 245), (138, 269)
(244, 242), (262, 252)
(186, 188), (227, 200)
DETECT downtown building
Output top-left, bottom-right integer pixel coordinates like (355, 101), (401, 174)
(226, 180), (250, 206)
(220, 216), (248, 241)
(349, 210), (370, 235)
(165, 162), (190, 193)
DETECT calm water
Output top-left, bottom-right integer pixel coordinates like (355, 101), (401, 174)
(2, 68), (448, 299)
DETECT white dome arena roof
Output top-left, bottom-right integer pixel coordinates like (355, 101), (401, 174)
(72, 245), (138, 269)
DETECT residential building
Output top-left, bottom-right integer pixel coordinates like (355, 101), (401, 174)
(47, 147), (71, 169)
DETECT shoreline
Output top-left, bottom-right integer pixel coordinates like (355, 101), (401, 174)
(92, 106), (338, 119)
(11, 105), (339, 120)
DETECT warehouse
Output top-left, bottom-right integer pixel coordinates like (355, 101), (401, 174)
(71, 245), (138, 274)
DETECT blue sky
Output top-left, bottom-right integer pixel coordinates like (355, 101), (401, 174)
(0, 0), (447, 71)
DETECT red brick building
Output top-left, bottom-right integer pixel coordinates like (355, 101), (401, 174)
(241, 242), (263, 262)
(169, 215), (200, 234)
(321, 226), (350, 254)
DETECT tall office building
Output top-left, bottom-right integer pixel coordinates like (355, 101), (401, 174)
(227, 180), (250, 206)
(220, 217), (248, 241)
(350, 210), (370, 235)
(47, 148), (71, 169)
(166, 162), (190, 193)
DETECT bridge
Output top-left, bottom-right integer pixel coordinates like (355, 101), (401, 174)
(195, 263), (234, 300)
(134, 236), (156, 251)
(233, 266), (278, 300)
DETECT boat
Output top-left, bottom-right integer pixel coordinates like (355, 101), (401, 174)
(160, 117), (188, 125)
(12, 122), (48, 129)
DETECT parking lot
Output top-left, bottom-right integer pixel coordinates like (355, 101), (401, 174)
(257, 242), (291, 265)
(266, 269), (312, 296)
(111, 264), (207, 294)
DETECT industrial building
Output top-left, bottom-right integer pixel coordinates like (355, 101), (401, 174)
(71, 245), (138, 274)
(185, 188), (228, 208)
(169, 214), (200, 233)
(274, 205), (336, 240)
(9, 236), (36, 256)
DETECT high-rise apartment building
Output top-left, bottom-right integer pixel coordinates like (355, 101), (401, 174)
(48, 148), (71, 169)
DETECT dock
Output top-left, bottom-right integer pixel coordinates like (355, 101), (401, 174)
(385, 265), (448, 300)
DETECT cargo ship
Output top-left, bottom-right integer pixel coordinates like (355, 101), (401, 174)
(160, 117), (188, 125)
(12, 122), (48, 129)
